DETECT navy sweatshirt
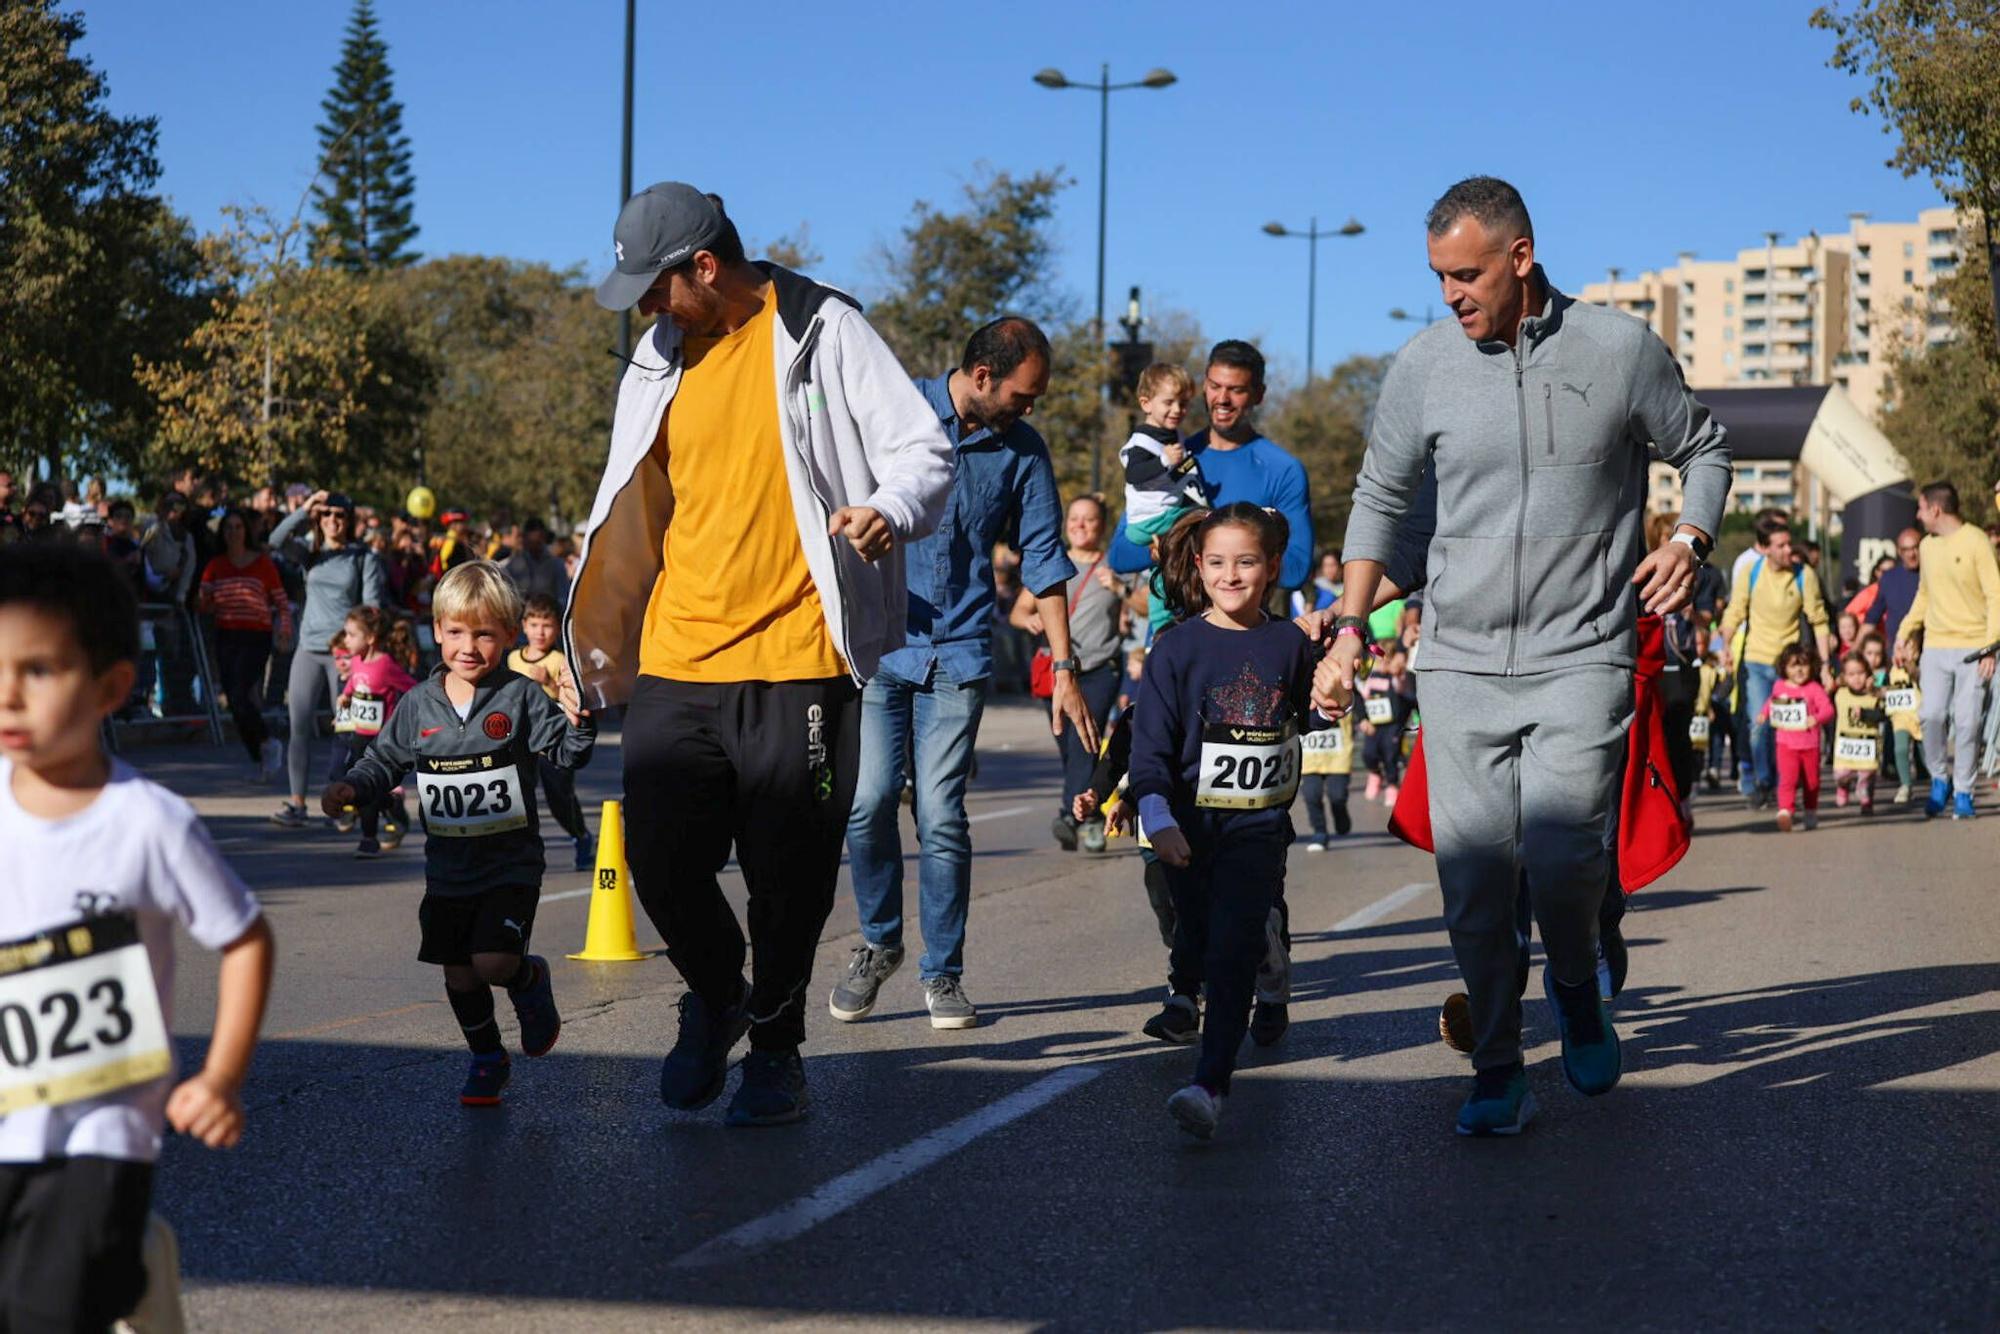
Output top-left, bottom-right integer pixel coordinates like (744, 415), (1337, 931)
(1129, 615), (1323, 835)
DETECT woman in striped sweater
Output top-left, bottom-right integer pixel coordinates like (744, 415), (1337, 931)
(199, 508), (294, 779)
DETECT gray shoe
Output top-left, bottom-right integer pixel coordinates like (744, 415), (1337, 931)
(828, 944), (904, 1022)
(1079, 817), (1107, 853)
(923, 976), (978, 1030)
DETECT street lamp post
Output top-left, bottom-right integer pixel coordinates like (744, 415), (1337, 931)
(1262, 216), (1364, 383)
(618, 0), (636, 361)
(1034, 63), (1176, 491)
(1388, 306), (1438, 329)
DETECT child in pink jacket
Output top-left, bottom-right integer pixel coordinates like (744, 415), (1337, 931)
(1759, 642), (1834, 832)
(338, 606), (422, 857)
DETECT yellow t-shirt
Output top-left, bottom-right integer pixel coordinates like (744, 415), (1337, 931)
(1721, 556), (1830, 668)
(508, 647), (568, 701)
(1898, 523), (2000, 651)
(1832, 685), (1880, 772)
(1884, 666), (1922, 737)
(1301, 714), (1354, 776)
(638, 283), (844, 683)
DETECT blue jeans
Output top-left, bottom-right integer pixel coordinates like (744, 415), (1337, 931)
(1743, 661), (1779, 791)
(846, 661), (988, 979)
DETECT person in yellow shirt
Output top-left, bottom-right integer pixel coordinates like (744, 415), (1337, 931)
(1894, 481), (2000, 818)
(1298, 707), (1355, 848)
(1718, 514), (1831, 807)
(507, 593), (594, 871)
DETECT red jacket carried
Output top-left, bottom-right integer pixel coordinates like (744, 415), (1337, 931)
(1387, 614), (1690, 893)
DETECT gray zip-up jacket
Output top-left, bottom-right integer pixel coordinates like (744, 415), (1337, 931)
(344, 666), (595, 895)
(1343, 274), (1731, 675)
(565, 263), (955, 705)
(269, 506), (389, 652)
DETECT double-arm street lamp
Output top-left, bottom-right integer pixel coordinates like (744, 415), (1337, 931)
(1262, 216), (1364, 383)
(1034, 63), (1177, 489)
(1388, 306), (1438, 327)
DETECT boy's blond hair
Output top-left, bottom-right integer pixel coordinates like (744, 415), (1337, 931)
(432, 560), (522, 630)
(1135, 362), (1194, 406)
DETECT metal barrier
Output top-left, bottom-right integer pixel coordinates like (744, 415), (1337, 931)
(111, 603), (225, 746)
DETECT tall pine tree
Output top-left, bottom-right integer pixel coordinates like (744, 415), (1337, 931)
(312, 0), (417, 270)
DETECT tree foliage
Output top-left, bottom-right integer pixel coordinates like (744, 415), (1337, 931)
(313, 0), (418, 271)
(0, 0), (207, 480)
(1258, 355), (1391, 552)
(1879, 242), (1999, 521)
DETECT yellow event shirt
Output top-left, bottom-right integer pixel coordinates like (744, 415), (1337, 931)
(1720, 557), (1830, 668)
(638, 283), (844, 683)
(507, 647), (568, 701)
(1897, 523), (2000, 651)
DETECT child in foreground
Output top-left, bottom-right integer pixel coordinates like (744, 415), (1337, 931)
(1126, 503), (1331, 1141)
(324, 562), (594, 1106)
(1759, 641), (1833, 832)
(0, 544), (273, 1328)
(507, 593), (596, 871)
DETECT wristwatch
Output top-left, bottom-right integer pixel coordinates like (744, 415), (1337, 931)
(1049, 658), (1079, 674)
(1670, 531), (1712, 564)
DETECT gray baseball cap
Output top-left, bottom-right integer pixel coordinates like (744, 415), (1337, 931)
(594, 182), (726, 311)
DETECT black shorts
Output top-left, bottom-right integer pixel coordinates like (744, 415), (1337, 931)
(417, 884), (540, 964)
(0, 1156), (154, 1329)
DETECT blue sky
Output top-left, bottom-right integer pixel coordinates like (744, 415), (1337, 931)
(80, 0), (1945, 386)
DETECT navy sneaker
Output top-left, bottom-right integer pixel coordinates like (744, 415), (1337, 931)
(1142, 993), (1200, 1044)
(1926, 777), (1952, 818)
(726, 1048), (808, 1126)
(573, 833), (596, 872)
(508, 955), (561, 1057)
(1455, 1063), (1534, 1137)
(1249, 1001), (1289, 1047)
(1543, 969), (1622, 1097)
(659, 982), (750, 1110)
(460, 1051), (511, 1107)
(1952, 792), (1976, 821)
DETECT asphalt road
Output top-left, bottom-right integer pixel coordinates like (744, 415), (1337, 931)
(140, 698), (1998, 1331)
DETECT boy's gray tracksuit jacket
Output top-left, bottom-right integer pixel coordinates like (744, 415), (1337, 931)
(344, 666), (596, 895)
(1342, 273), (1732, 675)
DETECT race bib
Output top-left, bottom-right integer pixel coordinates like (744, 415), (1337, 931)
(1196, 720), (1300, 811)
(0, 913), (171, 1114)
(1834, 734), (1878, 768)
(1302, 728), (1346, 756)
(332, 701), (356, 734)
(1364, 695), (1396, 726)
(349, 694), (385, 732)
(1688, 715), (1711, 744)
(417, 756), (528, 838)
(1769, 699), (1810, 731)
(1883, 688), (1918, 714)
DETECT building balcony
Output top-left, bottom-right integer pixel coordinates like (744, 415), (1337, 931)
(1769, 300), (1810, 320)
(1769, 351), (1809, 372)
(1772, 277), (1809, 297)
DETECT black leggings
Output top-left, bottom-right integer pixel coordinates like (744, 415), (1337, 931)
(1164, 811), (1289, 1094)
(213, 627), (273, 761)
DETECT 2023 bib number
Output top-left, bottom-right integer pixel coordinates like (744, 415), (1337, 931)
(1769, 699), (1810, 731)
(1364, 695), (1396, 726)
(1883, 688), (1917, 714)
(1688, 715), (1711, 744)
(1197, 722), (1300, 811)
(0, 914), (170, 1113)
(1834, 734), (1878, 767)
(418, 762), (528, 837)
(349, 695), (384, 731)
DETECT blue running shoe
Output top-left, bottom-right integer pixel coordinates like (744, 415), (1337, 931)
(660, 982), (749, 1110)
(726, 1048), (808, 1126)
(1925, 777), (1952, 818)
(1544, 968), (1622, 1096)
(460, 1051), (511, 1107)
(508, 955), (560, 1057)
(573, 833), (596, 873)
(1952, 792), (1976, 820)
(1456, 1063), (1535, 1137)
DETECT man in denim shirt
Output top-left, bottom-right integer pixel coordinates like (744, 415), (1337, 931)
(836, 318), (1098, 1031)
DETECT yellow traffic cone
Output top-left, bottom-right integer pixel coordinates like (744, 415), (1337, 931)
(568, 799), (647, 962)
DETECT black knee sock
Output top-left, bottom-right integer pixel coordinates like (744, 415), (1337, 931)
(447, 985), (502, 1054)
(503, 957), (537, 993)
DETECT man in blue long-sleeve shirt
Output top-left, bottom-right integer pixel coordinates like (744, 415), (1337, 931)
(1108, 341), (1314, 592)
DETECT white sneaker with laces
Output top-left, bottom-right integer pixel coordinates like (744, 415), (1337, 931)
(1167, 1084), (1223, 1140)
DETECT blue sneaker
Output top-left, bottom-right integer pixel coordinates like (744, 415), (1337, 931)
(1952, 792), (1976, 820)
(507, 955), (560, 1057)
(459, 1051), (511, 1106)
(573, 833), (596, 873)
(1544, 969), (1622, 1096)
(659, 982), (749, 1110)
(1455, 1063), (1535, 1136)
(1925, 777), (1952, 818)
(725, 1048), (808, 1126)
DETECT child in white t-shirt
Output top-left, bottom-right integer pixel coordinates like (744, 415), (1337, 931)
(0, 543), (273, 1329)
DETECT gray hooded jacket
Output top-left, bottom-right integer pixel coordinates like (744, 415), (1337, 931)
(1343, 274), (1731, 675)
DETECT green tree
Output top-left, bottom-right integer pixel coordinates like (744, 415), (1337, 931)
(313, 0), (418, 271)
(1258, 355), (1391, 551)
(1813, 0), (2000, 338)
(1879, 243), (1999, 522)
(0, 0), (206, 481)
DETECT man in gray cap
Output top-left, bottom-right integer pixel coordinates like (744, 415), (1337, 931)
(568, 183), (954, 1126)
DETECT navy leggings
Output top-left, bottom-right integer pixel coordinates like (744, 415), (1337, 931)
(1163, 810), (1289, 1094)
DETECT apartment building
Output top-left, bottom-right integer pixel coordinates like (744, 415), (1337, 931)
(1578, 206), (1966, 515)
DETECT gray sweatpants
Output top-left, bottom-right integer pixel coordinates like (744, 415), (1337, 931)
(285, 650), (342, 799)
(1418, 665), (1633, 1071)
(1919, 650), (1990, 794)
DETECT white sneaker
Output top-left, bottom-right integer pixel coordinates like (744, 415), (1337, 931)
(1895, 784), (1911, 804)
(258, 737), (284, 783)
(1167, 1083), (1223, 1140)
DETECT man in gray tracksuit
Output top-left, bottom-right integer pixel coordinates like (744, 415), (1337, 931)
(1320, 177), (1730, 1137)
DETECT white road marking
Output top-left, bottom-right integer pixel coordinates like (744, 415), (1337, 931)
(541, 886), (593, 903)
(670, 1064), (1101, 1269)
(968, 804), (1030, 824)
(1333, 881), (1433, 932)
